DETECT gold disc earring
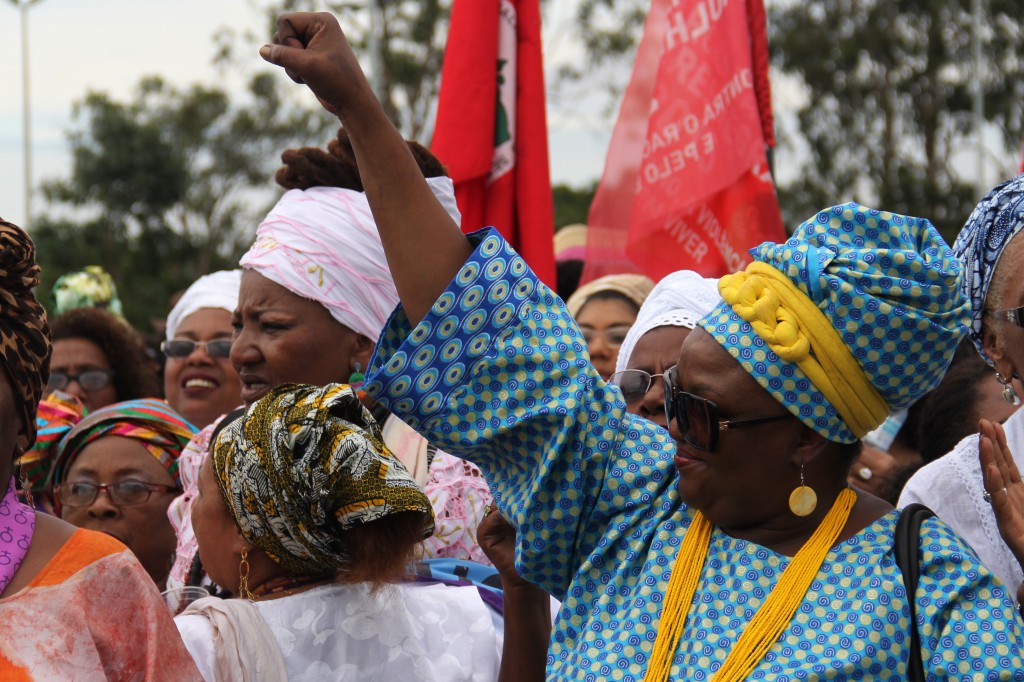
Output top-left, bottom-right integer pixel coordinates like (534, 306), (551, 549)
(789, 462), (817, 517)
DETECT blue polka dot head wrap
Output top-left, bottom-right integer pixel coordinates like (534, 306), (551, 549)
(951, 175), (1024, 366)
(698, 203), (970, 443)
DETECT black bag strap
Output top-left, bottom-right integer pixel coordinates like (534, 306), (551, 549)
(894, 503), (935, 682)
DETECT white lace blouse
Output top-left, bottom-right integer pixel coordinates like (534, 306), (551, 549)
(899, 407), (1024, 595)
(176, 581), (503, 681)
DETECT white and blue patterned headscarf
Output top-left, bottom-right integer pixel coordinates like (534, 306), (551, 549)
(699, 203), (970, 443)
(951, 175), (1024, 366)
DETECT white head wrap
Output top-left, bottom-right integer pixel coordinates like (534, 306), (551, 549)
(166, 270), (243, 341)
(239, 177), (460, 341)
(614, 270), (722, 373)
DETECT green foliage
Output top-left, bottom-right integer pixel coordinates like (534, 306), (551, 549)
(553, 181), (597, 228)
(252, 0), (451, 139)
(770, 0), (1024, 241)
(37, 73), (335, 330)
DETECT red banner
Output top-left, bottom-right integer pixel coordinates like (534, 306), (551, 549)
(584, 0), (784, 283)
(431, 0), (556, 287)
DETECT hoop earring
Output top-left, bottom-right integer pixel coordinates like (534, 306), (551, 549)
(349, 362), (365, 385)
(238, 548), (254, 601)
(789, 462), (817, 517)
(997, 372), (1020, 405)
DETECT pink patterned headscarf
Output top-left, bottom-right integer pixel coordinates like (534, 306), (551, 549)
(240, 178), (460, 341)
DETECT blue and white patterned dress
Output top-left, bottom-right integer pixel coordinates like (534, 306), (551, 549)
(366, 229), (1024, 680)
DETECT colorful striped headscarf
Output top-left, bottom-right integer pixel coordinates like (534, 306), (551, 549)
(16, 392), (84, 495)
(699, 203), (970, 443)
(50, 399), (198, 492)
(212, 383), (434, 576)
(0, 219), (51, 447)
(951, 174), (1024, 365)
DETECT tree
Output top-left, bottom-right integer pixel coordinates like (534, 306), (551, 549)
(37, 73), (335, 328)
(553, 181), (597, 227)
(770, 0), (1024, 241)
(228, 0), (452, 140)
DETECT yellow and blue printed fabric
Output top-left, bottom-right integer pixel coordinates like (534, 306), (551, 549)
(365, 227), (1024, 680)
(700, 203), (970, 443)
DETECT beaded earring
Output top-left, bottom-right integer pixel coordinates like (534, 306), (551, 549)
(349, 362), (365, 385)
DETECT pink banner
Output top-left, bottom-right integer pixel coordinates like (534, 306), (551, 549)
(584, 0), (784, 282)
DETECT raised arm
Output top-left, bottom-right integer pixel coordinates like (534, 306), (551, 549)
(259, 12), (472, 324)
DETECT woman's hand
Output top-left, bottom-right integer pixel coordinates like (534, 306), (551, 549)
(478, 504), (530, 589)
(979, 418), (1024, 570)
(259, 12), (375, 118)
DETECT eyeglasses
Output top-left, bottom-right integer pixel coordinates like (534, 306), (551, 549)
(580, 325), (632, 349)
(55, 480), (179, 507)
(663, 367), (792, 451)
(47, 369), (115, 393)
(161, 338), (233, 359)
(989, 305), (1024, 328)
(610, 368), (672, 402)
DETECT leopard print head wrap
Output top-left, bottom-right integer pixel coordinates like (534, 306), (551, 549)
(0, 219), (51, 449)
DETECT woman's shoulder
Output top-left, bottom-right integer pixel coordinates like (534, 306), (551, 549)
(2, 514), (127, 598)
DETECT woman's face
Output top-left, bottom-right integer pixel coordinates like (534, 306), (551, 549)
(623, 325), (691, 429)
(576, 296), (639, 381)
(0, 369), (24, 481)
(231, 271), (365, 407)
(986, 255), (1024, 385)
(58, 436), (179, 587)
(669, 328), (803, 529)
(48, 338), (118, 412)
(191, 456), (243, 592)
(164, 308), (241, 429)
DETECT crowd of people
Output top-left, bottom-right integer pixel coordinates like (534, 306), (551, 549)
(2, 10), (1024, 680)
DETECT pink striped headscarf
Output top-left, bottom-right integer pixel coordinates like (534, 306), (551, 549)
(240, 177), (460, 341)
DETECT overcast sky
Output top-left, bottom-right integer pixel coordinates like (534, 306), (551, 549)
(0, 0), (614, 228)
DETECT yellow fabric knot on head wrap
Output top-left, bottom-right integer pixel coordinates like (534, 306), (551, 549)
(718, 261), (888, 439)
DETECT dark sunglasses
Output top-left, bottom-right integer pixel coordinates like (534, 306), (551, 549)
(47, 369), (115, 393)
(161, 338), (233, 359)
(989, 305), (1024, 328)
(610, 367), (672, 402)
(663, 367), (792, 451)
(55, 480), (179, 508)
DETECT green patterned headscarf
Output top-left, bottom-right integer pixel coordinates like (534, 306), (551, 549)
(51, 266), (123, 317)
(212, 383), (434, 575)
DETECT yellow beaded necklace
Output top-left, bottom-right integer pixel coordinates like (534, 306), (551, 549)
(644, 487), (857, 682)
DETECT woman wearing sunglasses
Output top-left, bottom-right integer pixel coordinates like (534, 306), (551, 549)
(259, 14), (1024, 678)
(163, 271), (243, 431)
(610, 271), (721, 429)
(50, 398), (197, 590)
(48, 307), (161, 412)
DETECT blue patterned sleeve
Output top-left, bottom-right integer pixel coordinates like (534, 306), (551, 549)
(364, 229), (677, 598)
(914, 516), (1024, 678)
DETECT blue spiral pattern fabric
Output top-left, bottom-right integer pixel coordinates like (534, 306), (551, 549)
(365, 228), (1024, 679)
(700, 203), (970, 443)
(952, 174), (1024, 365)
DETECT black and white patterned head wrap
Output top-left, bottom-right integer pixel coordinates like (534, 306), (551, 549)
(951, 175), (1024, 365)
